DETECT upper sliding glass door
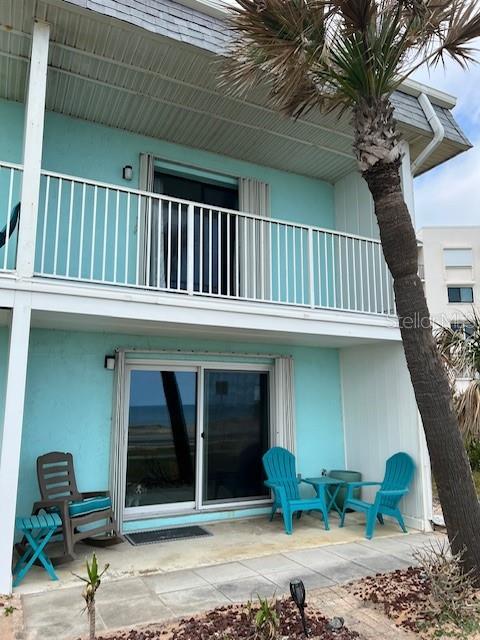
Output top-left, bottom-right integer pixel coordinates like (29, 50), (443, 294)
(202, 370), (270, 504)
(125, 368), (197, 510)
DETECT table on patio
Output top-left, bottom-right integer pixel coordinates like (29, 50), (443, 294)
(303, 476), (346, 515)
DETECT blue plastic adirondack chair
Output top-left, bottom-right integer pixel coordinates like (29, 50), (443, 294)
(339, 452), (415, 539)
(262, 446), (330, 534)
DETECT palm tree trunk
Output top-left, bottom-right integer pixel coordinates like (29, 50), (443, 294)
(363, 158), (480, 579)
(88, 602), (96, 640)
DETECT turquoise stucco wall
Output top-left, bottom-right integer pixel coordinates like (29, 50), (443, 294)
(7, 328), (344, 528)
(0, 98), (335, 228)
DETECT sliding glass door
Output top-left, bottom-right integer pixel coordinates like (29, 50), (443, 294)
(124, 364), (271, 515)
(125, 368), (197, 511)
(203, 370), (270, 504)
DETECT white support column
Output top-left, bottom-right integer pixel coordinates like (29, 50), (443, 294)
(16, 20), (50, 279)
(0, 293), (32, 594)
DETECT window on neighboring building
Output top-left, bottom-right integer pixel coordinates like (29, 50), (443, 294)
(447, 286), (474, 303)
(450, 322), (475, 337)
(444, 248), (473, 268)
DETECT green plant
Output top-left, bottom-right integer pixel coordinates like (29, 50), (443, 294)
(222, 0), (480, 579)
(73, 553), (109, 640)
(253, 595), (280, 640)
(413, 539), (480, 626)
(3, 605), (16, 617)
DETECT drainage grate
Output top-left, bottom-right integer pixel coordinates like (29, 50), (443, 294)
(125, 526), (212, 546)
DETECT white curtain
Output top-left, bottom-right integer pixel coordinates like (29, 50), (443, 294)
(274, 356), (296, 453)
(109, 349), (127, 533)
(238, 178), (271, 299)
(139, 153), (164, 288)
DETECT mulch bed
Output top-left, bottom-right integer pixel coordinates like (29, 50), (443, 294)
(94, 599), (360, 639)
(348, 567), (430, 633)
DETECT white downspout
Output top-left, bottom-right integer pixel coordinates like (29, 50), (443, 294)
(410, 93), (445, 176)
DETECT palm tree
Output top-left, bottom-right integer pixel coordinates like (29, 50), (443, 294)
(437, 311), (480, 447)
(222, 0), (480, 577)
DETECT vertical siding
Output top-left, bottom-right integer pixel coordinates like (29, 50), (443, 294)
(340, 342), (430, 530)
(334, 171), (378, 239)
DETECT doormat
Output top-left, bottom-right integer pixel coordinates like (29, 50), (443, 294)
(125, 526), (212, 546)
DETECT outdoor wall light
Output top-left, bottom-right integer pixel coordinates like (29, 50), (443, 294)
(104, 355), (116, 370)
(290, 579), (308, 636)
(122, 165), (133, 181)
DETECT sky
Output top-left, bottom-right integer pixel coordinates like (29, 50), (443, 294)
(413, 59), (480, 230)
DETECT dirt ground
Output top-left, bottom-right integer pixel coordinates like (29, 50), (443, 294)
(0, 594), (23, 640)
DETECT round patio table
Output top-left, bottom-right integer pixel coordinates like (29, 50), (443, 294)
(302, 476), (346, 515)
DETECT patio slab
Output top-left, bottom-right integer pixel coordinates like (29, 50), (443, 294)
(19, 529), (445, 640)
(14, 513), (414, 595)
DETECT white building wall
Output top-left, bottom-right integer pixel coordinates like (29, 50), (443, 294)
(340, 342), (431, 531)
(417, 226), (480, 326)
(334, 171), (378, 238)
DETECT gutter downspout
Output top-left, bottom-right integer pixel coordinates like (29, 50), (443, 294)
(410, 93), (445, 176)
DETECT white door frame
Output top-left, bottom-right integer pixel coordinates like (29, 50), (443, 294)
(122, 359), (275, 521)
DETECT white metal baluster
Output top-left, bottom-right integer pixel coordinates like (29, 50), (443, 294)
(352, 238), (358, 311)
(113, 190), (119, 284)
(243, 215), (248, 297)
(66, 181), (74, 277)
(90, 186), (98, 280)
(146, 197), (153, 288)
(385, 261), (392, 314)
(276, 223), (280, 302)
(199, 208), (204, 294)
(227, 212), (231, 297)
(300, 228), (305, 305)
(125, 192), (130, 285)
(285, 224), (289, 303)
(292, 226), (297, 304)
(102, 188), (109, 282)
(167, 201), (172, 290)
(209, 208), (213, 294)
(187, 203), (194, 295)
(359, 241), (365, 312)
(235, 214), (240, 298)
(260, 218), (265, 300)
(53, 178), (62, 276)
(78, 183), (86, 279)
(217, 211), (222, 295)
(177, 206), (182, 290)
(3, 169), (14, 271)
(316, 232), (322, 308)
(40, 175), (51, 275)
(346, 237), (351, 311)
(135, 195), (141, 286)
(331, 234), (337, 308)
(378, 244), (385, 314)
(338, 234), (344, 309)
(308, 228), (315, 309)
(365, 240), (371, 312)
(157, 198), (162, 289)
(324, 233), (329, 307)
(371, 242), (378, 312)
(252, 218), (256, 300)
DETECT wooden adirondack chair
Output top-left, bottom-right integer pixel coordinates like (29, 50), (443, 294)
(262, 446), (330, 534)
(31, 452), (122, 561)
(339, 452), (415, 539)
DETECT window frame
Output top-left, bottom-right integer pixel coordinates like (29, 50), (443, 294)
(447, 286), (474, 304)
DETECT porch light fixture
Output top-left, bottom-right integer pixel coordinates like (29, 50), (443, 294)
(290, 579), (308, 636)
(104, 355), (116, 370)
(122, 165), (133, 181)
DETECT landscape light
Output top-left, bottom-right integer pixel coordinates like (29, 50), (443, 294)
(290, 579), (308, 636)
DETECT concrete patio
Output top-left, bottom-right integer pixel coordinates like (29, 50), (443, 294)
(16, 514), (442, 640)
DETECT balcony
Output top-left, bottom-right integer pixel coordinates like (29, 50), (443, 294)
(0, 162), (395, 317)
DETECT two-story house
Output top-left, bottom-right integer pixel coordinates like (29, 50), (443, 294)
(0, 0), (472, 593)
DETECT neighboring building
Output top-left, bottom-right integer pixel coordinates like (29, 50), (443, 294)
(0, 0), (471, 593)
(417, 227), (480, 331)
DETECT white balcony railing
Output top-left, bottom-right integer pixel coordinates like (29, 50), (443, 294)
(0, 162), (23, 273)
(0, 163), (396, 316)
